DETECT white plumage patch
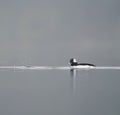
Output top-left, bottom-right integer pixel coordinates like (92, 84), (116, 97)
(73, 58), (77, 63)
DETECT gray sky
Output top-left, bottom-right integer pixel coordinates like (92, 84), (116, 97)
(0, 0), (120, 66)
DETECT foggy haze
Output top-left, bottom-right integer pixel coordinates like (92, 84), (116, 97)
(0, 0), (120, 66)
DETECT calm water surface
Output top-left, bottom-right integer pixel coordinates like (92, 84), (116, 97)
(0, 69), (120, 115)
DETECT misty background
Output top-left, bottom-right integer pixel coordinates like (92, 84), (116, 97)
(0, 0), (120, 66)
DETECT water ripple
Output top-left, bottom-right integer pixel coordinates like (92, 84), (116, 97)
(0, 66), (120, 70)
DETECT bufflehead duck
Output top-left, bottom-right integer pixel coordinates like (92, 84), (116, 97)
(70, 58), (95, 67)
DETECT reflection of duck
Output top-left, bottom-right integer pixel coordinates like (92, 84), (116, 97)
(70, 58), (96, 67)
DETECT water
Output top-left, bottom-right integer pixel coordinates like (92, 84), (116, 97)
(1, 0), (120, 114)
(0, 67), (120, 115)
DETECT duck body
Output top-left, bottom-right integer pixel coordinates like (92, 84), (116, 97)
(70, 58), (96, 67)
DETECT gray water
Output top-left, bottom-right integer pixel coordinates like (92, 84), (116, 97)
(0, 68), (120, 115)
(0, 0), (120, 115)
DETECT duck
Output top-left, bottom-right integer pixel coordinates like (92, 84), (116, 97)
(70, 58), (95, 67)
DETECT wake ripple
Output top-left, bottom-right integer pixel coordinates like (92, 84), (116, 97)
(0, 66), (120, 70)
